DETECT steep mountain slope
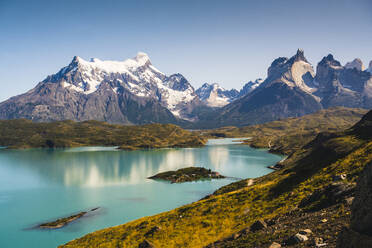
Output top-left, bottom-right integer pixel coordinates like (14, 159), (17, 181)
(60, 109), (372, 248)
(0, 53), (200, 124)
(201, 49), (322, 127)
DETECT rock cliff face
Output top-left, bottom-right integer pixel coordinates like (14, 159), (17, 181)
(351, 162), (372, 235)
(345, 58), (365, 71)
(337, 162), (372, 248)
(314, 54), (372, 109)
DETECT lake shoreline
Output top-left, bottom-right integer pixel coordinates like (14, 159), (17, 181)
(0, 138), (283, 248)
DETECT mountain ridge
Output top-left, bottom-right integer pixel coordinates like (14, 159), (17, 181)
(0, 50), (371, 128)
(198, 49), (372, 127)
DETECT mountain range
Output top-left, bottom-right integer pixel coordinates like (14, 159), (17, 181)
(0, 50), (371, 128)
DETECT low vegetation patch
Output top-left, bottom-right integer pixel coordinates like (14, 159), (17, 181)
(0, 120), (206, 149)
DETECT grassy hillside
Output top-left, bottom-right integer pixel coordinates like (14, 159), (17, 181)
(60, 109), (372, 248)
(202, 107), (368, 154)
(0, 119), (206, 149)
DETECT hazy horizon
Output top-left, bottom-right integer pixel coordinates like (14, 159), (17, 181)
(1, 0), (371, 101)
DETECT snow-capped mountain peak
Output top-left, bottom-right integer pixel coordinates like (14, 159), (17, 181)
(69, 52), (155, 75)
(42, 52), (199, 119)
(267, 49), (316, 94)
(55, 52), (164, 95)
(134, 51), (150, 62)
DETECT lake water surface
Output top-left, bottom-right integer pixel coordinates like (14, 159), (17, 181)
(0, 138), (283, 248)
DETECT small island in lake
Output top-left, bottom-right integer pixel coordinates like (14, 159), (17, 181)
(38, 207), (99, 229)
(148, 167), (225, 183)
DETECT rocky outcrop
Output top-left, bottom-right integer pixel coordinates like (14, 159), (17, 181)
(138, 240), (156, 248)
(250, 219), (267, 232)
(268, 242), (281, 248)
(337, 162), (372, 247)
(299, 182), (355, 211)
(345, 58), (365, 71)
(287, 233), (308, 245)
(350, 162), (372, 234)
(314, 54), (372, 109)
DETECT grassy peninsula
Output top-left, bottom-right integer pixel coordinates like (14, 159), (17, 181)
(148, 167), (225, 183)
(60, 108), (372, 248)
(0, 120), (206, 149)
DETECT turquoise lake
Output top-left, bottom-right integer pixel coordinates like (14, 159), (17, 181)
(0, 138), (283, 248)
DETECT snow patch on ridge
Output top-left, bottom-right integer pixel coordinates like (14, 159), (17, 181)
(63, 81), (84, 93)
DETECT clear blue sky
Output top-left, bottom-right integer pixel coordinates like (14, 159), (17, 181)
(0, 0), (371, 101)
